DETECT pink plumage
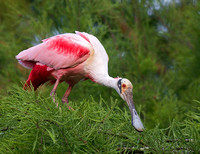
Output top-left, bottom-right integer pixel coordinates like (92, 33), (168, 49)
(16, 31), (144, 132)
(16, 33), (92, 70)
(24, 65), (53, 91)
(16, 32), (93, 92)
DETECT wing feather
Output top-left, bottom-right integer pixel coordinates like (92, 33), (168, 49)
(16, 33), (92, 69)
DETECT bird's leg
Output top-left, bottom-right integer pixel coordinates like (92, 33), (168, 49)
(50, 79), (60, 103)
(62, 85), (74, 110)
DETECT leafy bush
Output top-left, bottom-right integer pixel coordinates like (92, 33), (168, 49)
(0, 86), (199, 153)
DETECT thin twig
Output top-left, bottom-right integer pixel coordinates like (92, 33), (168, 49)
(166, 139), (193, 142)
(101, 105), (115, 124)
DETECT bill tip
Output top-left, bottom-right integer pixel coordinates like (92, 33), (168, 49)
(132, 109), (144, 132)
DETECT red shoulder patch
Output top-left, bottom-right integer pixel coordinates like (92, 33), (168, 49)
(47, 36), (90, 58)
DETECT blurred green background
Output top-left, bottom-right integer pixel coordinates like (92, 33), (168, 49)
(0, 0), (200, 134)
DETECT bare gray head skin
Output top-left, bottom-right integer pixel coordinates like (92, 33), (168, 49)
(116, 78), (144, 132)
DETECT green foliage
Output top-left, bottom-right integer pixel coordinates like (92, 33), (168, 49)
(0, 0), (200, 152)
(0, 86), (199, 153)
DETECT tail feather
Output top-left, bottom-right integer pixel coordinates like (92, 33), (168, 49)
(24, 64), (53, 91)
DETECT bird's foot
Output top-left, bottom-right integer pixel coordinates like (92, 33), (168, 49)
(62, 97), (68, 104)
(62, 97), (74, 110)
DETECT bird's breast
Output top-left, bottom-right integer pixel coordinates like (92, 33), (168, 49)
(50, 63), (87, 84)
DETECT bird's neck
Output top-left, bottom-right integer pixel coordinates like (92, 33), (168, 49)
(95, 75), (117, 90)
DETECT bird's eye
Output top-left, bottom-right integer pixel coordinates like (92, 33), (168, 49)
(122, 84), (126, 88)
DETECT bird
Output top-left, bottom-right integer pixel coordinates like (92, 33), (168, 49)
(16, 31), (144, 132)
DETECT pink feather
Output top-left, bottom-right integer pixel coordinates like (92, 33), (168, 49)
(16, 33), (92, 70)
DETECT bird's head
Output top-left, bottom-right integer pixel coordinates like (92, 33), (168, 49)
(115, 78), (144, 132)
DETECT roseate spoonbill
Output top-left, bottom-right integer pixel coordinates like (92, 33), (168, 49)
(16, 31), (144, 132)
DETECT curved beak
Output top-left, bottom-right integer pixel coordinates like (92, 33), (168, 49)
(123, 88), (144, 132)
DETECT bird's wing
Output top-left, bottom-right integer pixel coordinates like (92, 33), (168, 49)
(16, 33), (93, 69)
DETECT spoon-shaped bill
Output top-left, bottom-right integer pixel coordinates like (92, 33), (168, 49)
(123, 88), (144, 132)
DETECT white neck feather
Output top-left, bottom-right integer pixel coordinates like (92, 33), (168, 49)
(95, 75), (118, 90)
